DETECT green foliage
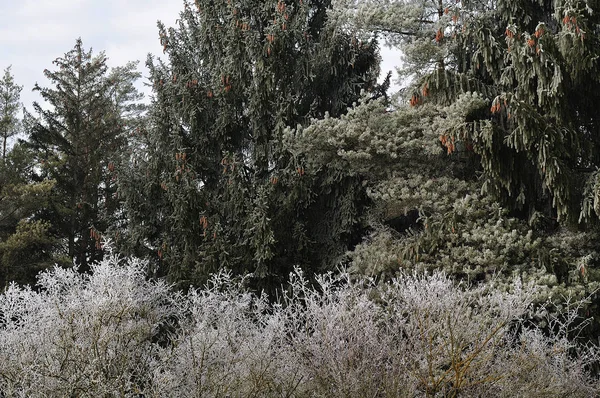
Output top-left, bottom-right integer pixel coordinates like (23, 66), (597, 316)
(0, 220), (58, 289)
(25, 39), (142, 272)
(0, 144), (60, 288)
(118, 0), (382, 288)
(334, 0), (600, 223)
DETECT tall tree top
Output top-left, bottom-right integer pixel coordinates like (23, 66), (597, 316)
(0, 66), (23, 158)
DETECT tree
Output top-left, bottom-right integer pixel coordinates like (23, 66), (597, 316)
(293, 0), (600, 337)
(0, 70), (57, 288)
(0, 144), (60, 289)
(119, 0), (383, 288)
(99, 61), (147, 235)
(0, 66), (22, 159)
(25, 39), (142, 272)
(336, 0), (600, 224)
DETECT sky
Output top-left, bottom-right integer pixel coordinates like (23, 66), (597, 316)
(0, 0), (402, 112)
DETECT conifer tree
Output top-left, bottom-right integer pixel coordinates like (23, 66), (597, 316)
(0, 66), (22, 159)
(299, 1), (600, 332)
(337, 0), (600, 224)
(119, 0), (382, 287)
(0, 69), (60, 288)
(0, 144), (60, 289)
(26, 39), (141, 272)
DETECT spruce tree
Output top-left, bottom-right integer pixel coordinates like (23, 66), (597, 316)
(338, 0), (600, 223)
(0, 66), (22, 159)
(298, 1), (600, 335)
(26, 39), (141, 272)
(119, 0), (382, 288)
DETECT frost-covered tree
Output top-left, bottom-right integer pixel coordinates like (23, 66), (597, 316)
(296, 0), (600, 337)
(288, 88), (600, 338)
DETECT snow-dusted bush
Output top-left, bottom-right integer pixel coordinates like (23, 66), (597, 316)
(154, 269), (599, 397)
(151, 270), (302, 397)
(0, 251), (176, 397)
(282, 271), (599, 397)
(1, 255), (599, 397)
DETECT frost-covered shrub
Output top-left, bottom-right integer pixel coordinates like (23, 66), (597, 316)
(0, 251), (176, 397)
(151, 270), (302, 397)
(1, 256), (598, 397)
(283, 270), (394, 397)
(154, 269), (599, 397)
(283, 271), (599, 397)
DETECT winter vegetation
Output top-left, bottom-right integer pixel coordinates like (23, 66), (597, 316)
(0, 252), (598, 397)
(3, 0), (600, 395)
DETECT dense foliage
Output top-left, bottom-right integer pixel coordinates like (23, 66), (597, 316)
(1, 254), (598, 397)
(311, 0), (600, 330)
(3, 0), (600, 392)
(23, 39), (142, 274)
(0, 144), (59, 288)
(117, 0), (383, 289)
(330, 0), (600, 222)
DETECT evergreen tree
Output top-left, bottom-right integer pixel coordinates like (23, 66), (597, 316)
(26, 39), (141, 272)
(100, 62), (147, 235)
(0, 66), (22, 159)
(294, 0), (600, 336)
(0, 143), (60, 289)
(0, 69), (60, 288)
(119, 0), (382, 288)
(337, 0), (600, 223)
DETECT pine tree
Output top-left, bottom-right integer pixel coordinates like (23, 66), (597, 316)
(339, 0), (600, 223)
(296, 1), (600, 337)
(25, 39), (141, 272)
(0, 66), (23, 159)
(0, 143), (60, 288)
(119, 0), (382, 288)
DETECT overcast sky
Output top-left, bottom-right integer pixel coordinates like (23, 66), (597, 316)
(1, 0), (401, 112)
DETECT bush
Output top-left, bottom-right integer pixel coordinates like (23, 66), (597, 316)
(0, 251), (176, 397)
(1, 253), (598, 397)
